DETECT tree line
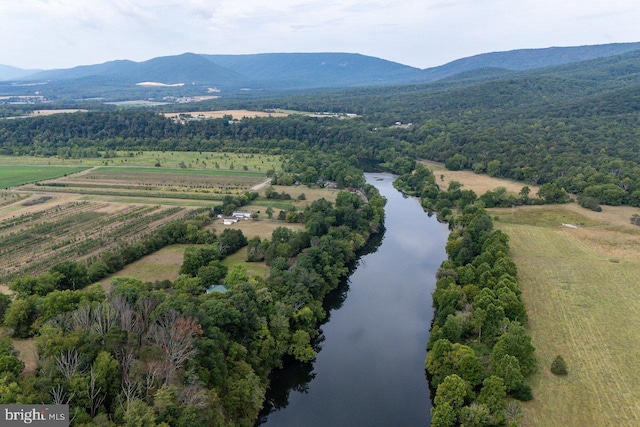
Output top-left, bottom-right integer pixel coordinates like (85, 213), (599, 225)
(395, 166), (534, 426)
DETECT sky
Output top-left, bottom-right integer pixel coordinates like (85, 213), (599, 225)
(1, 0), (639, 70)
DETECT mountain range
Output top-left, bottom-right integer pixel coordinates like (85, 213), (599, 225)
(2, 41), (640, 100)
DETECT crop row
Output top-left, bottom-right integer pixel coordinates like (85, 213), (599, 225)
(0, 204), (189, 283)
(23, 185), (232, 200)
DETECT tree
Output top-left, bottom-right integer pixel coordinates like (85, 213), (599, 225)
(265, 206), (274, 219)
(477, 375), (506, 424)
(431, 402), (457, 427)
(197, 261), (228, 286)
(225, 264), (249, 288)
(550, 354), (568, 375)
(445, 154), (468, 171)
(486, 160), (501, 177)
(519, 186), (531, 204)
(434, 374), (472, 423)
(3, 297), (37, 338)
(493, 321), (536, 376)
(50, 260), (89, 290)
(289, 329), (316, 362)
(537, 183), (570, 204)
(494, 354), (524, 391)
(173, 275), (205, 296)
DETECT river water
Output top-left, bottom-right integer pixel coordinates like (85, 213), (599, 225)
(259, 173), (450, 426)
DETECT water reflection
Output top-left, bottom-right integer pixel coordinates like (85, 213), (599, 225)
(258, 174), (449, 426)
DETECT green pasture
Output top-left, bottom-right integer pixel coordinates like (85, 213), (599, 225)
(0, 165), (88, 188)
(221, 247), (270, 278)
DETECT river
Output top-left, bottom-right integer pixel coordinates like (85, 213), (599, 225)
(258, 173), (450, 426)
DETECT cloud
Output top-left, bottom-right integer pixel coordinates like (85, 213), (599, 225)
(0, 0), (639, 69)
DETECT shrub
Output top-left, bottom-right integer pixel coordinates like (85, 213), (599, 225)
(510, 383), (533, 401)
(550, 355), (568, 376)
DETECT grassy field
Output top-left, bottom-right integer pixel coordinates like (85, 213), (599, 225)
(99, 244), (189, 290)
(492, 204), (640, 426)
(421, 160), (540, 196)
(420, 161), (640, 425)
(0, 165), (89, 188)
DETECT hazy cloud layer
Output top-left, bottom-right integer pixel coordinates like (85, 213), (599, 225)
(2, 0), (639, 69)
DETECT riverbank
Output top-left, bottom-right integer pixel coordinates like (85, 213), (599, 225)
(259, 174), (449, 426)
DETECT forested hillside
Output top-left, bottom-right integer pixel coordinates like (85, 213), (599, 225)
(3, 45), (640, 208)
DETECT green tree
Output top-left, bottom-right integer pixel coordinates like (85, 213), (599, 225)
(494, 354), (524, 391)
(225, 265), (249, 287)
(50, 260), (89, 290)
(434, 374), (472, 422)
(551, 354), (568, 375)
(477, 375), (507, 424)
(289, 329), (316, 362)
(431, 402), (457, 427)
(493, 321), (536, 376)
(124, 399), (157, 427)
(173, 275), (205, 296)
(4, 297), (37, 338)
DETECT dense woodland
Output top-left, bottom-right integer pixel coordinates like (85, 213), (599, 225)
(2, 48), (640, 425)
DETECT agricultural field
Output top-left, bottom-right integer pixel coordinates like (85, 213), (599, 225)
(492, 201), (640, 426)
(0, 152), (343, 289)
(98, 244), (190, 290)
(0, 196), (192, 284)
(419, 162), (640, 425)
(4, 151), (280, 201)
(0, 151), (336, 288)
(0, 151), (281, 171)
(0, 165), (89, 188)
(22, 166), (268, 200)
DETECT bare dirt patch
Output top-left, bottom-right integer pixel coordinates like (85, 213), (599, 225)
(12, 338), (38, 375)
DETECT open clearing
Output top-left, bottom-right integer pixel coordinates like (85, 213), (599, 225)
(492, 203), (640, 426)
(164, 110), (290, 120)
(99, 244), (189, 290)
(421, 160), (540, 196)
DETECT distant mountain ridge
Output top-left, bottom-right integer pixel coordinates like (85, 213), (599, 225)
(2, 42), (640, 97)
(0, 64), (42, 81)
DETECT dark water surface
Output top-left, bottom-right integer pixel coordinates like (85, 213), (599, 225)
(259, 173), (450, 426)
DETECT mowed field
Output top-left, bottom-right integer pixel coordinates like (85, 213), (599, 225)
(0, 165), (89, 188)
(430, 160), (640, 426)
(421, 160), (540, 196)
